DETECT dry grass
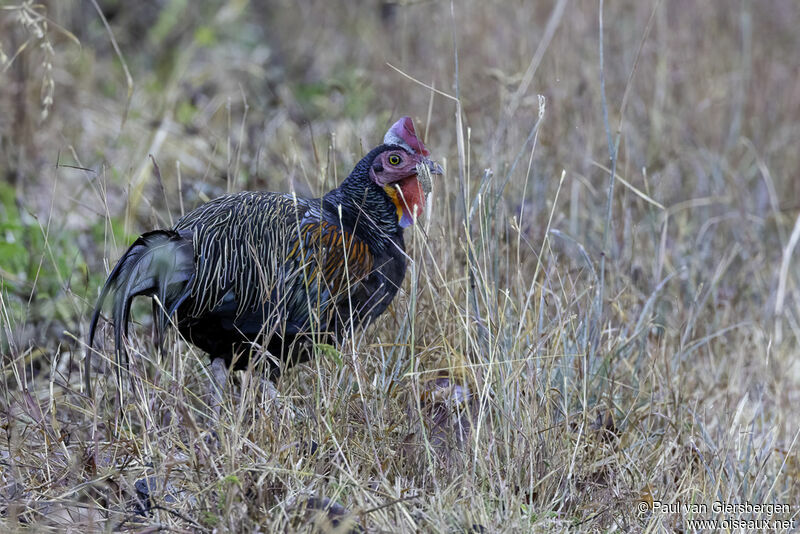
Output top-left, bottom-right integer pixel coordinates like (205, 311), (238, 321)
(2, 0), (800, 532)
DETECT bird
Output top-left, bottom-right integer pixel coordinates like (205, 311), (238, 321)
(86, 116), (443, 396)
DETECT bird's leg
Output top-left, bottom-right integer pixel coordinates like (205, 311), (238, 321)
(208, 357), (229, 418)
(260, 376), (279, 403)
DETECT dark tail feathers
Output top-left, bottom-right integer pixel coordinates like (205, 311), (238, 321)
(86, 230), (195, 396)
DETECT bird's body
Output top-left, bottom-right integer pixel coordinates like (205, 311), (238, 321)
(169, 185), (406, 370)
(87, 117), (441, 390)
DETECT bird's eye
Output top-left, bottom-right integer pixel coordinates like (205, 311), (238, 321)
(388, 154), (401, 166)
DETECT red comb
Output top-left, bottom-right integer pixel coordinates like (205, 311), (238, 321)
(383, 116), (430, 157)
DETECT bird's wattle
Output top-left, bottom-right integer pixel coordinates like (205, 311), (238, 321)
(385, 175), (426, 228)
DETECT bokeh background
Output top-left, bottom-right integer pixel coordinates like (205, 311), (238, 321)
(2, 0), (800, 531)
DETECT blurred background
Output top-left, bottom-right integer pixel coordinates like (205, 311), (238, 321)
(2, 0), (800, 530)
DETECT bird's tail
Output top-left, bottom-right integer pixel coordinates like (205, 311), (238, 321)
(86, 229), (195, 396)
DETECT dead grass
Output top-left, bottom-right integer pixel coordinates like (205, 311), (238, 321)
(2, 0), (800, 532)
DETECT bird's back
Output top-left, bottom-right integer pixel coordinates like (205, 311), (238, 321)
(174, 191), (306, 318)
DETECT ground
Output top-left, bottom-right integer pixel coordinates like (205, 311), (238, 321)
(1, 1), (800, 532)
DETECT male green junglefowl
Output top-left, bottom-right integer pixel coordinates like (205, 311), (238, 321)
(87, 117), (442, 393)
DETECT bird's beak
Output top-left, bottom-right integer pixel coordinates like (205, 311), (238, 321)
(416, 158), (442, 195)
(426, 158), (444, 175)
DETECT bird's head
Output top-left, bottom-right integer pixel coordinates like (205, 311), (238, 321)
(369, 117), (443, 228)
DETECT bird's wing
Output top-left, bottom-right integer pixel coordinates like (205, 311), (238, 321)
(174, 191), (373, 336)
(174, 191), (305, 318)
